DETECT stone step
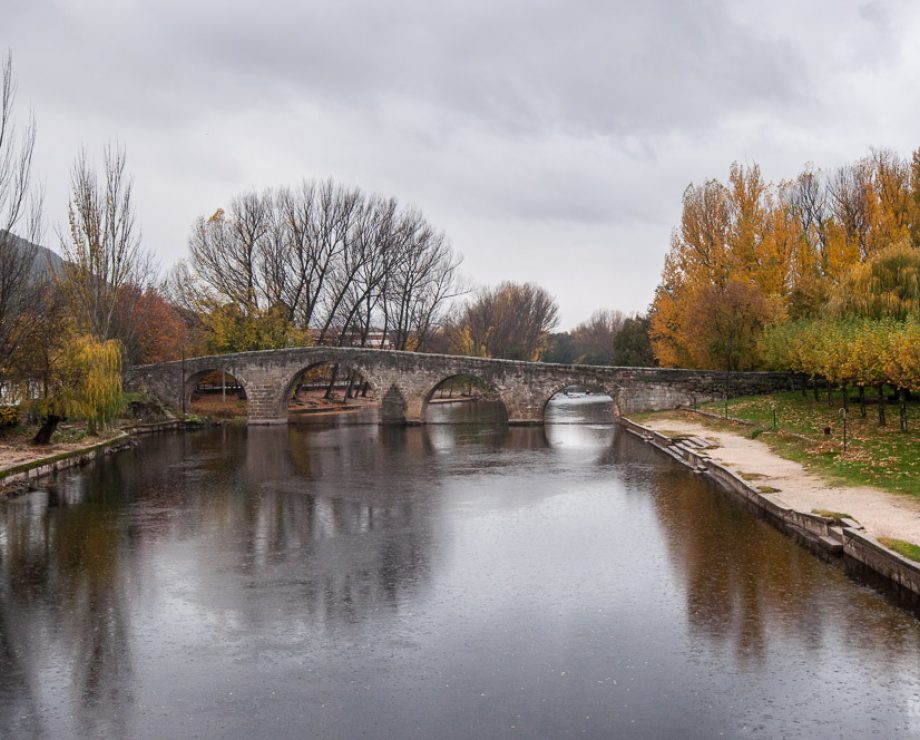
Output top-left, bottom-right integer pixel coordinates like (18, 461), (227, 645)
(819, 535), (844, 554)
(688, 436), (717, 449)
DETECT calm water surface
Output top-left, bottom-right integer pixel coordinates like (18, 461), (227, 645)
(2, 400), (920, 738)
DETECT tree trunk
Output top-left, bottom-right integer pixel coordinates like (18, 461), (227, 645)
(32, 415), (62, 445)
(361, 381), (369, 398)
(345, 372), (356, 402)
(324, 364), (339, 400)
(899, 387), (908, 432)
(842, 382), (848, 413)
(878, 384), (886, 427)
(813, 377), (819, 401)
(827, 383), (833, 407)
(858, 385), (866, 419)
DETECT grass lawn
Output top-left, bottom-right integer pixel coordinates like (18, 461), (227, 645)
(636, 390), (919, 498)
(879, 537), (920, 564)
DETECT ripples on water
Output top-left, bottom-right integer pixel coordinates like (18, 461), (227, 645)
(1, 398), (920, 738)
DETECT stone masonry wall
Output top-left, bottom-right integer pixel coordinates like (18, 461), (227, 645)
(125, 347), (795, 425)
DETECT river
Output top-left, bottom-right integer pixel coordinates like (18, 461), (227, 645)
(1, 399), (919, 738)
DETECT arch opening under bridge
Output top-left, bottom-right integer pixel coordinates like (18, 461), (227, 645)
(542, 383), (619, 425)
(283, 360), (379, 421)
(423, 373), (509, 425)
(186, 368), (249, 419)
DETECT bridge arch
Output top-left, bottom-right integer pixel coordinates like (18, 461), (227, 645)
(279, 357), (382, 418)
(422, 373), (510, 424)
(541, 381), (622, 423)
(185, 366), (252, 412)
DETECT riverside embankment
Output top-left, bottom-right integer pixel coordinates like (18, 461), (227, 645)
(622, 414), (920, 603)
(0, 419), (207, 495)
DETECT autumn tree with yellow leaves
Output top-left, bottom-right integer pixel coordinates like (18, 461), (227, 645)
(30, 333), (124, 444)
(650, 163), (783, 370)
(650, 148), (920, 430)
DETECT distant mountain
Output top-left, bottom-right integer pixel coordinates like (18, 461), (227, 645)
(0, 230), (65, 281)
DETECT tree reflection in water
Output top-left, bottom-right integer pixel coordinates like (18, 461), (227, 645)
(0, 466), (134, 738)
(619, 431), (920, 667)
(0, 406), (919, 738)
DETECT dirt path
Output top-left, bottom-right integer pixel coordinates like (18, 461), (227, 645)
(0, 437), (99, 471)
(642, 416), (920, 543)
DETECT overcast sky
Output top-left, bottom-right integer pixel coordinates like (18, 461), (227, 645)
(4, 0), (920, 327)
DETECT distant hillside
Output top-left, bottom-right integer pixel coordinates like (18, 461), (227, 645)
(0, 230), (65, 281)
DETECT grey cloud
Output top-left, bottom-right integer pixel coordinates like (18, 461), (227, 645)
(165, 0), (807, 137)
(3, 0), (920, 326)
(10, 0), (806, 138)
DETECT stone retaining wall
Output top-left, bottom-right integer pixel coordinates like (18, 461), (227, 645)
(620, 416), (920, 606)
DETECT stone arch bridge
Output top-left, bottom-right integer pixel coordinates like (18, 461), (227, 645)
(125, 347), (793, 425)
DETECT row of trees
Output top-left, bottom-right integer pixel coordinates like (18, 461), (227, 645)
(174, 208), (655, 366)
(650, 153), (920, 370)
(0, 54), (154, 441)
(649, 151), (919, 428)
(429, 285), (655, 366)
(171, 181), (462, 355)
(760, 319), (919, 430)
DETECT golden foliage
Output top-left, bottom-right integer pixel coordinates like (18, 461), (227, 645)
(651, 149), (920, 373)
(35, 334), (125, 434)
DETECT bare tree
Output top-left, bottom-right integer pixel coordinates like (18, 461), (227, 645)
(568, 309), (625, 365)
(0, 52), (43, 390)
(450, 281), (559, 361)
(184, 178), (463, 353)
(60, 143), (151, 348)
(383, 212), (462, 351)
(828, 160), (872, 260)
(189, 196), (268, 314)
(788, 166), (829, 263)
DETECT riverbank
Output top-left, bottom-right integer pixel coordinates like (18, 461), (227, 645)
(695, 390), (919, 496)
(638, 410), (920, 542)
(0, 418), (207, 496)
(622, 410), (920, 601)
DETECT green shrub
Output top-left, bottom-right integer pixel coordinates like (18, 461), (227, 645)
(0, 405), (20, 428)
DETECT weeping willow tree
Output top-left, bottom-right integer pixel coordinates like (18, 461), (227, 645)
(32, 335), (124, 444)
